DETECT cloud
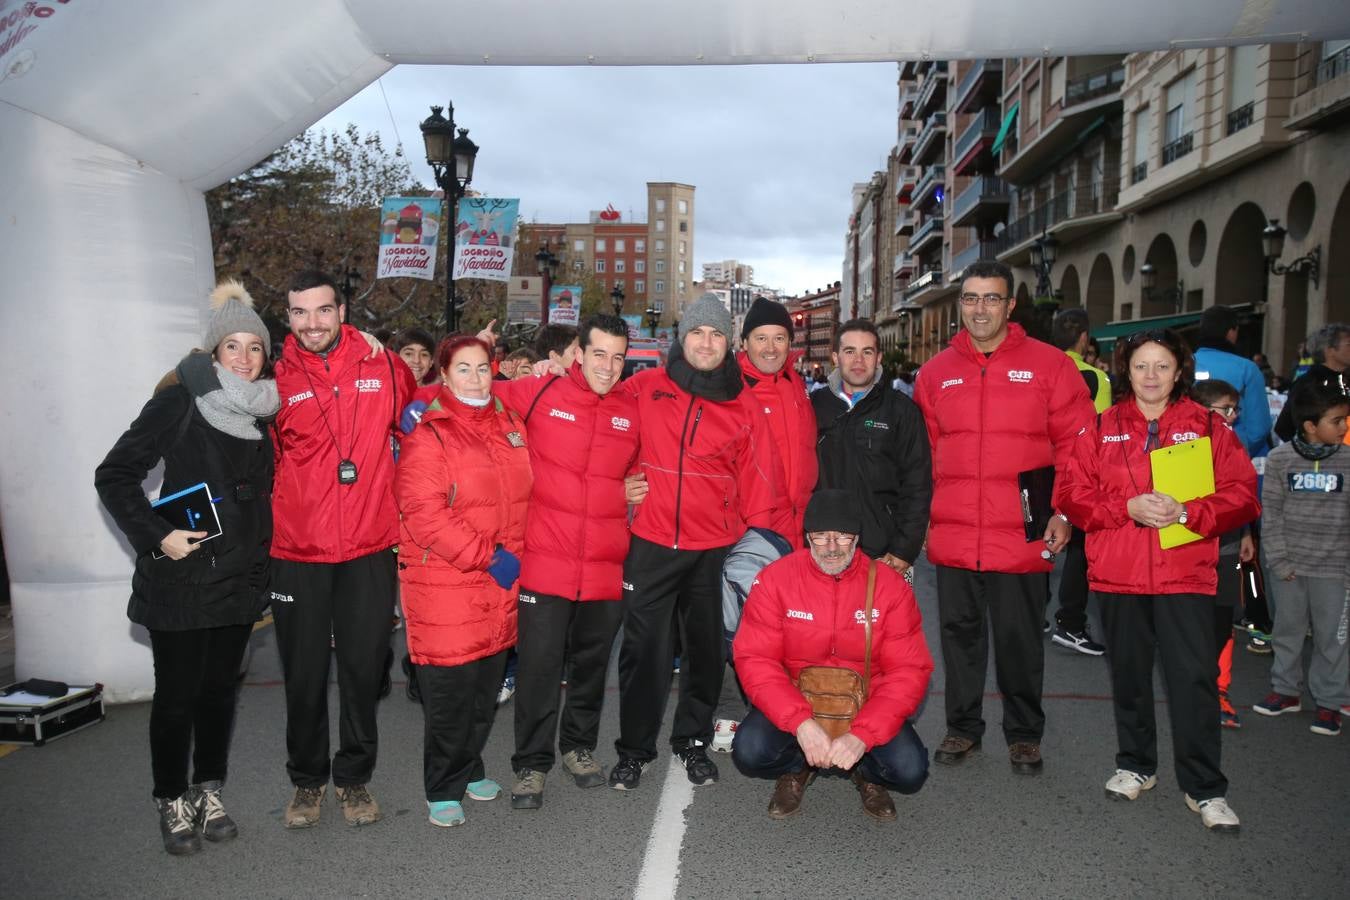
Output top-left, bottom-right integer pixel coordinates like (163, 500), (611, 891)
(316, 62), (896, 292)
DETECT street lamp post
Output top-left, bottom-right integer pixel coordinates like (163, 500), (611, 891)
(1262, 218), (1321, 288)
(534, 245), (560, 326)
(645, 305), (660, 337)
(610, 286), (625, 317)
(420, 103), (479, 334)
(1029, 231), (1059, 299)
(1139, 262), (1184, 312)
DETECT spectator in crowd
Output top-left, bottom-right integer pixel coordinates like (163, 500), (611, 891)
(737, 296), (818, 546)
(96, 280), (280, 855)
(609, 293), (778, 791)
(392, 328), (438, 386)
(535, 323), (581, 372)
(1253, 380), (1350, 736)
(1273, 323), (1349, 443)
(1057, 328), (1258, 833)
(490, 315), (641, 809)
(812, 318), (931, 578)
(1047, 308), (1110, 656)
(1251, 352), (1275, 387)
(1192, 305), (1272, 459)
(394, 335), (532, 828)
(731, 490), (933, 822)
(892, 367), (915, 398)
(268, 269), (415, 829)
(502, 347), (540, 380)
(914, 260), (1095, 775)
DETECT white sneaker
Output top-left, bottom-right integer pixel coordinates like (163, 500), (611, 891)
(1185, 794), (1240, 833)
(711, 718), (738, 753)
(1104, 769), (1157, 801)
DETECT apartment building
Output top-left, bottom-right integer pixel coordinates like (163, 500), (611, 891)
(515, 182), (695, 328)
(702, 259), (755, 284)
(786, 282), (843, 373)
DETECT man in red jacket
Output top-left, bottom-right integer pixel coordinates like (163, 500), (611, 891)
(609, 293), (779, 790)
(732, 490), (933, 821)
(269, 270), (415, 828)
(737, 296), (817, 546)
(489, 314), (641, 810)
(914, 260), (1095, 775)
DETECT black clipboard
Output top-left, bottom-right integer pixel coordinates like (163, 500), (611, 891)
(1017, 465), (1055, 542)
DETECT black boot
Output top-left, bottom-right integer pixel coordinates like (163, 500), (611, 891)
(189, 780), (238, 842)
(156, 795), (202, 856)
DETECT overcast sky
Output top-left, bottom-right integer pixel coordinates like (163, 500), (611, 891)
(315, 63), (898, 295)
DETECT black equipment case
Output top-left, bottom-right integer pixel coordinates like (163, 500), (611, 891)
(0, 683), (105, 746)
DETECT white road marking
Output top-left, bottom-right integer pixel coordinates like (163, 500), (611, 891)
(633, 759), (694, 900)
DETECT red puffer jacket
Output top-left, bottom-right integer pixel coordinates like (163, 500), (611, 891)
(394, 389), (532, 667)
(622, 365), (778, 550)
(732, 550), (933, 750)
(737, 351), (818, 547)
(271, 326), (415, 563)
(914, 324), (1095, 574)
(1055, 397), (1259, 595)
(494, 365), (640, 601)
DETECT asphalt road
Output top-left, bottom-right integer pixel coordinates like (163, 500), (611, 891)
(1, 555), (1346, 899)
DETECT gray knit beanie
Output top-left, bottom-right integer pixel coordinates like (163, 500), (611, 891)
(204, 279), (270, 357)
(678, 293), (733, 342)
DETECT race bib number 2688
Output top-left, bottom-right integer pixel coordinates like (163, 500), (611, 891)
(1288, 471), (1344, 493)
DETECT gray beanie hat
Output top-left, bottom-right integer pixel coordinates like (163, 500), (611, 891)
(204, 279), (270, 357)
(678, 293), (733, 342)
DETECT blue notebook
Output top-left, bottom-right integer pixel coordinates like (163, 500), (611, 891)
(150, 482), (222, 558)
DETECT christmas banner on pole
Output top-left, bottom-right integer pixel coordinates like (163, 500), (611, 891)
(376, 197), (444, 281)
(453, 198), (519, 282)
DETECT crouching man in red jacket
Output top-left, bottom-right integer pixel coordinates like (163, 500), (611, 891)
(732, 490), (934, 821)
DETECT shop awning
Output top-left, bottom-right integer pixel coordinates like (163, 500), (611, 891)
(1091, 311), (1203, 350)
(990, 101), (1019, 156)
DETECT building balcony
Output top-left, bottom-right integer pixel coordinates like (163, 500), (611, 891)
(1226, 101), (1255, 135)
(1286, 45), (1350, 130)
(994, 179), (1122, 264)
(897, 124), (918, 162)
(954, 58), (1003, 114)
(912, 112), (948, 165)
(909, 213), (945, 255)
(951, 175), (1011, 228)
(952, 108), (1004, 175)
(912, 164), (946, 209)
(895, 164), (920, 201)
(894, 207), (915, 236)
(893, 251), (915, 277)
(899, 85), (919, 119)
(915, 62), (949, 117)
(950, 239), (1000, 276)
(998, 61), (1125, 183)
(1131, 161), (1148, 185)
(1160, 131), (1194, 166)
(904, 265), (950, 304)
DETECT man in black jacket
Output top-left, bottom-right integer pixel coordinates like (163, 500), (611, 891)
(811, 319), (932, 576)
(1274, 323), (1348, 441)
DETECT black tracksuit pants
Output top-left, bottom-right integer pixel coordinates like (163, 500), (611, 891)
(937, 565), (1048, 745)
(1054, 528), (1091, 633)
(1098, 592), (1227, 800)
(270, 549), (396, 789)
(148, 624), (252, 799)
(615, 536), (730, 762)
(418, 650), (508, 802)
(512, 591), (625, 773)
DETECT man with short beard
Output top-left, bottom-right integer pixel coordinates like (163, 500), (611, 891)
(609, 293), (779, 790)
(812, 318), (931, 577)
(731, 490), (933, 821)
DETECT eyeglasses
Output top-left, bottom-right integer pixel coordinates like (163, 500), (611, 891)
(1128, 329), (1169, 343)
(958, 293), (1009, 307)
(807, 533), (857, 547)
(1207, 404), (1239, 419)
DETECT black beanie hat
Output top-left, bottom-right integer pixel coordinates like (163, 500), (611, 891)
(741, 296), (794, 340)
(803, 489), (862, 536)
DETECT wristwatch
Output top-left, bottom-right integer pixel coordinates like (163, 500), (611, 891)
(1178, 505), (1189, 526)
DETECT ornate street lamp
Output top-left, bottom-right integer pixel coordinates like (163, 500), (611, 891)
(420, 103), (479, 333)
(534, 244), (560, 324)
(1262, 218), (1321, 288)
(645, 305), (661, 337)
(610, 285), (626, 317)
(1139, 262), (1184, 312)
(1030, 231), (1059, 300)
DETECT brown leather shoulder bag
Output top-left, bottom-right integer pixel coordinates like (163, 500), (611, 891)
(792, 560), (876, 740)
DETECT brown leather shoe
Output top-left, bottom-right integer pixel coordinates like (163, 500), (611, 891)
(1009, 741), (1044, 775)
(852, 771), (896, 822)
(932, 734), (980, 765)
(767, 768), (814, 819)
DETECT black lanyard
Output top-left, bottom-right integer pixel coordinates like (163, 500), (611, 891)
(299, 352), (362, 462)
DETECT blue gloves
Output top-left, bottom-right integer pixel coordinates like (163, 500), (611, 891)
(487, 545), (520, 589)
(400, 400), (428, 435)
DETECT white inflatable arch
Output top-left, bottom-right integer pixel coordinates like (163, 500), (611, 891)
(3, 1), (1348, 700)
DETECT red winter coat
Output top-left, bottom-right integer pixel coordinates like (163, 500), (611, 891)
(1055, 397), (1260, 595)
(622, 365), (779, 550)
(494, 365), (641, 601)
(914, 324), (1095, 574)
(737, 350), (818, 547)
(394, 389), (532, 667)
(271, 325), (415, 563)
(732, 550), (933, 750)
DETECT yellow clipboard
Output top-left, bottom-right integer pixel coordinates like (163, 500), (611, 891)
(1149, 436), (1214, 549)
